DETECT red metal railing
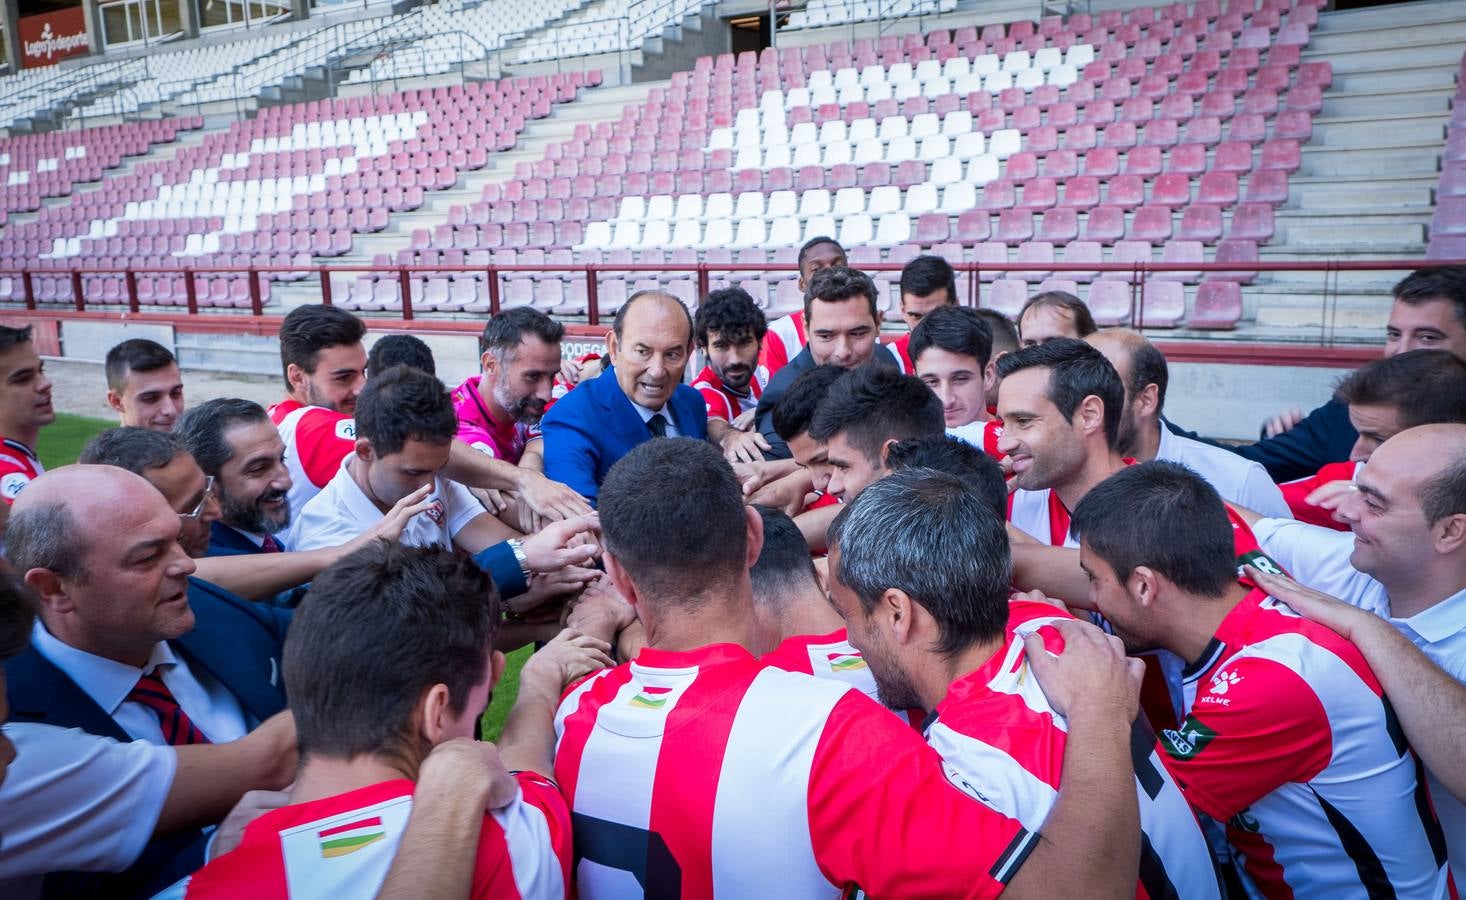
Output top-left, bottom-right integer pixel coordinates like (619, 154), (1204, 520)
(2, 258), (1462, 333)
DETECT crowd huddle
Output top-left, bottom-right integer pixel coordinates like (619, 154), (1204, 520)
(0, 242), (1465, 900)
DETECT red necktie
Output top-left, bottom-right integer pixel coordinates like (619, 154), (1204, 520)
(260, 534), (282, 553)
(127, 668), (212, 746)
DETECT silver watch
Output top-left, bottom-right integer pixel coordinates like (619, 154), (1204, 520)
(506, 538), (532, 581)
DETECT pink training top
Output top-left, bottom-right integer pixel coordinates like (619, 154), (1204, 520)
(452, 375), (539, 465)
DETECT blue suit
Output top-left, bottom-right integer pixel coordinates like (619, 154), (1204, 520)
(206, 523), (303, 607)
(540, 365), (708, 505)
(3, 577), (291, 900)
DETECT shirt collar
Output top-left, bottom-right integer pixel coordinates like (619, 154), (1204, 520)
(31, 620), (175, 716)
(1155, 420), (1178, 459)
(631, 401), (669, 423)
(336, 454), (401, 522)
(223, 523), (267, 549)
(1392, 585), (1466, 644)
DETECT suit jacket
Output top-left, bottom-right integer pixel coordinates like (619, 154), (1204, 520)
(206, 523), (304, 607)
(3, 578), (291, 900)
(1165, 398), (1357, 484)
(540, 365), (708, 505)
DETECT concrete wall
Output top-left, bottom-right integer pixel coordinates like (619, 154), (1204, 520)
(1166, 361), (1350, 442)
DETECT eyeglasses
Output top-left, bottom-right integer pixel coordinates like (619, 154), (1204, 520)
(178, 476), (216, 521)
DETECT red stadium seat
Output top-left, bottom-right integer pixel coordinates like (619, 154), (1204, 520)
(1179, 204), (1225, 243)
(1188, 280), (1243, 328)
(1084, 205), (1126, 243)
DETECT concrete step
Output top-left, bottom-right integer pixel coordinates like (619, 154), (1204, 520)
(1299, 143), (1443, 177)
(1309, 22), (1466, 58)
(1311, 115), (1447, 148)
(1295, 185), (1435, 211)
(1281, 220), (1428, 247)
(1332, 63), (1461, 94)
(1314, 0), (1466, 32)
(1321, 86), (1455, 118)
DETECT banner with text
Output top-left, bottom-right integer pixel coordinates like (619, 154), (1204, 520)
(20, 8), (91, 69)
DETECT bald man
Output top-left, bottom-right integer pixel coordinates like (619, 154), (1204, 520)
(2, 466), (293, 895)
(540, 291), (708, 504)
(1086, 329), (1290, 518)
(1238, 424), (1466, 880)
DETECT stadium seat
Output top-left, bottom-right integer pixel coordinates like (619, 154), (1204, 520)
(1189, 279), (1244, 328)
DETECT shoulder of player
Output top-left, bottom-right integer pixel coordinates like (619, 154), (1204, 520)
(1236, 602), (1380, 692)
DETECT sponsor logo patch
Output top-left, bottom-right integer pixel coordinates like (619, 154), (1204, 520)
(318, 816), (385, 858)
(0, 472), (31, 500)
(334, 419), (357, 441)
(827, 651), (868, 672)
(629, 685), (673, 709)
(1160, 718), (1218, 761)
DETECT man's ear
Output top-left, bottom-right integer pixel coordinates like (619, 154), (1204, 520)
(353, 438), (375, 462)
(1434, 513), (1466, 556)
(1129, 566), (1160, 611)
(105, 389), (125, 415)
(419, 683), (454, 746)
(604, 329), (619, 364)
(984, 359), (1000, 397)
(604, 551), (639, 614)
(877, 438), (899, 471)
(480, 350), (499, 379)
(743, 505), (765, 571)
(24, 568), (72, 615)
(488, 650), (507, 692)
(285, 363), (307, 395)
(1136, 383), (1161, 421)
(1079, 394), (1106, 437)
(882, 588), (917, 644)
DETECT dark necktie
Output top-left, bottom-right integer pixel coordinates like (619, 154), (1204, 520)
(127, 666), (212, 746)
(260, 534), (282, 553)
(647, 413), (668, 438)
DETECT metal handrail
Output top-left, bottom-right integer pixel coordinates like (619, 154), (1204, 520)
(4, 258), (1461, 333)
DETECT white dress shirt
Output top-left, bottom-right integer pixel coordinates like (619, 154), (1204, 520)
(0, 723), (175, 896)
(289, 455), (485, 553)
(30, 621), (250, 746)
(1156, 425), (1291, 519)
(1254, 516), (1466, 882)
(632, 401), (681, 438)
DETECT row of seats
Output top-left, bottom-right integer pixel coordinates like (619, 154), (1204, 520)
(1427, 53), (1466, 259)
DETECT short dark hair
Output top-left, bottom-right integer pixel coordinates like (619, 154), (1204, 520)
(1128, 339), (1170, 414)
(368, 334), (436, 378)
(1421, 451), (1466, 525)
(175, 398), (272, 476)
(804, 266), (879, 325)
(808, 363), (944, 464)
(0, 325), (33, 355)
(1071, 461), (1235, 598)
(0, 572), (37, 660)
(829, 469), (1010, 654)
(909, 305), (993, 371)
(886, 435), (1007, 522)
(278, 305), (367, 388)
(694, 287), (768, 349)
(612, 290), (692, 341)
(1334, 350), (1466, 429)
(286, 541), (501, 760)
(996, 338), (1124, 449)
(599, 438), (746, 604)
(355, 364), (457, 457)
(749, 505), (820, 607)
(771, 364), (847, 442)
(899, 255), (957, 302)
(975, 309), (1020, 355)
(797, 236), (845, 268)
(479, 307), (566, 358)
(105, 339), (176, 391)
(77, 427), (183, 474)
(1393, 266), (1466, 326)
(1018, 291), (1097, 338)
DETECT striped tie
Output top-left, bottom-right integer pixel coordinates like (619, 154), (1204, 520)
(127, 667), (212, 746)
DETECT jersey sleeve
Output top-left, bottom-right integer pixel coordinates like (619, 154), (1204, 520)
(473, 773), (572, 900)
(806, 692), (1035, 898)
(442, 478), (489, 539)
(1157, 655), (1333, 820)
(457, 422), (501, 458)
(0, 456), (34, 505)
(1278, 463), (1354, 531)
(1252, 517), (1386, 615)
(0, 725), (176, 879)
(293, 410), (358, 489)
(697, 385), (734, 423)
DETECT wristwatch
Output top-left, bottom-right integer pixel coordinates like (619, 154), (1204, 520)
(506, 538), (532, 581)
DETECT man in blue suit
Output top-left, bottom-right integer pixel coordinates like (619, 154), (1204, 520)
(542, 290), (708, 504)
(3, 465), (291, 899)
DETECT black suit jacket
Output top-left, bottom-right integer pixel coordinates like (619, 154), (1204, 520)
(3, 578), (291, 899)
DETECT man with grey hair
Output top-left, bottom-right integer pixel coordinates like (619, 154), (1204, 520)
(2, 465), (293, 896)
(826, 469), (1221, 899)
(454, 308), (565, 471)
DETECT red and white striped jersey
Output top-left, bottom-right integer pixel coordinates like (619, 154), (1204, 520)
(924, 602), (1222, 900)
(760, 628), (882, 706)
(168, 774), (571, 900)
(948, 419), (1006, 461)
(892, 333), (913, 372)
(1159, 590), (1455, 900)
(268, 399), (357, 515)
(756, 313), (807, 376)
(1279, 461), (1360, 531)
(691, 364), (768, 424)
(0, 437), (44, 505)
(554, 643), (1036, 899)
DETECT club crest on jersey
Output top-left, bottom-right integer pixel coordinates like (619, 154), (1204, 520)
(1160, 718), (1218, 761)
(334, 419), (357, 441)
(0, 472), (30, 500)
(827, 651), (868, 672)
(628, 685), (673, 709)
(423, 499), (445, 524)
(318, 816), (385, 858)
